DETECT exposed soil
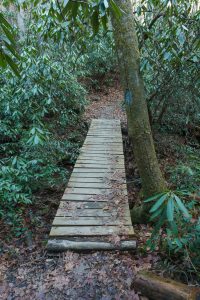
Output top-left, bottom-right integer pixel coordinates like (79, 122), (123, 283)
(0, 79), (166, 300)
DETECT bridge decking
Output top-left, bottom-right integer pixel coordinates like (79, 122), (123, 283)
(47, 119), (136, 251)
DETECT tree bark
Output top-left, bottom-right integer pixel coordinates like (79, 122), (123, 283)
(47, 239), (137, 251)
(132, 271), (200, 300)
(111, 0), (167, 221)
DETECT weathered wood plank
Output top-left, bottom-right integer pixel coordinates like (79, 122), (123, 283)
(76, 158), (124, 163)
(88, 130), (121, 133)
(91, 122), (120, 125)
(56, 208), (116, 217)
(68, 182), (110, 189)
(61, 194), (108, 201)
(53, 216), (132, 226)
(80, 151), (124, 155)
(78, 154), (124, 159)
(69, 172), (119, 178)
(64, 187), (127, 195)
(69, 177), (126, 184)
(82, 144), (123, 148)
(75, 164), (124, 169)
(50, 226), (134, 236)
(73, 168), (126, 174)
(87, 135), (122, 139)
(77, 157), (124, 162)
(80, 150), (123, 155)
(76, 161), (124, 167)
(85, 139), (122, 143)
(67, 182), (126, 189)
(59, 201), (107, 209)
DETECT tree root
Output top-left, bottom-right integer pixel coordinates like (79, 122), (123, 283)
(130, 205), (150, 224)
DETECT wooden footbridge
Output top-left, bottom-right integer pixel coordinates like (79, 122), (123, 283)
(47, 119), (136, 251)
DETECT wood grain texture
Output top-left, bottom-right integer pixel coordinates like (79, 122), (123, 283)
(61, 194), (108, 201)
(50, 226), (134, 236)
(53, 216), (132, 226)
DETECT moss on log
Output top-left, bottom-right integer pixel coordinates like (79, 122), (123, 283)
(132, 271), (200, 300)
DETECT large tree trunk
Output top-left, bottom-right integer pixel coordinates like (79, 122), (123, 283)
(111, 0), (167, 221)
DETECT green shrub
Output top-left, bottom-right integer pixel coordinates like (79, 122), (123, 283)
(0, 40), (87, 229)
(145, 190), (200, 278)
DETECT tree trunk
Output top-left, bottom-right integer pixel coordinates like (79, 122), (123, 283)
(111, 0), (167, 221)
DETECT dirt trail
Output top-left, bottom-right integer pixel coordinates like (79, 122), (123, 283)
(0, 83), (155, 300)
(84, 84), (126, 122)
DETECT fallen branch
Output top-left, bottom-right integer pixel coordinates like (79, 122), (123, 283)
(47, 239), (137, 252)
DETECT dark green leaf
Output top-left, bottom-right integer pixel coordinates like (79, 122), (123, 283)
(174, 195), (190, 218)
(144, 192), (166, 202)
(150, 193), (168, 213)
(167, 198), (174, 222)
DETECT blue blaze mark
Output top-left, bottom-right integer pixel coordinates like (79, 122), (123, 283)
(125, 89), (133, 106)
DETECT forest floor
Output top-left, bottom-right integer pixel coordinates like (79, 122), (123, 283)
(0, 78), (180, 300)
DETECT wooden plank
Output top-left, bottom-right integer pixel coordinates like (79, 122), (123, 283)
(87, 134), (121, 138)
(90, 125), (120, 127)
(73, 168), (125, 173)
(83, 144), (123, 150)
(76, 160), (124, 166)
(90, 123), (120, 126)
(56, 208), (116, 217)
(80, 150), (123, 155)
(82, 144), (123, 148)
(88, 130), (121, 133)
(67, 182), (126, 189)
(76, 157), (124, 162)
(91, 119), (119, 121)
(64, 187), (127, 195)
(84, 145), (122, 148)
(53, 216), (132, 226)
(64, 187), (110, 195)
(82, 143), (123, 147)
(61, 194), (108, 201)
(59, 200), (106, 209)
(76, 159), (124, 164)
(78, 154), (124, 159)
(91, 120), (120, 123)
(81, 144), (123, 154)
(90, 122), (120, 125)
(85, 135), (122, 138)
(85, 138), (122, 143)
(75, 164), (124, 169)
(69, 177), (126, 184)
(81, 150), (123, 154)
(50, 226), (134, 236)
(78, 156), (124, 161)
(77, 157), (124, 162)
(68, 182), (110, 189)
(69, 176), (108, 182)
(87, 130), (121, 134)
(91, 122), (120, 125)
(69, 172), (119, 178)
